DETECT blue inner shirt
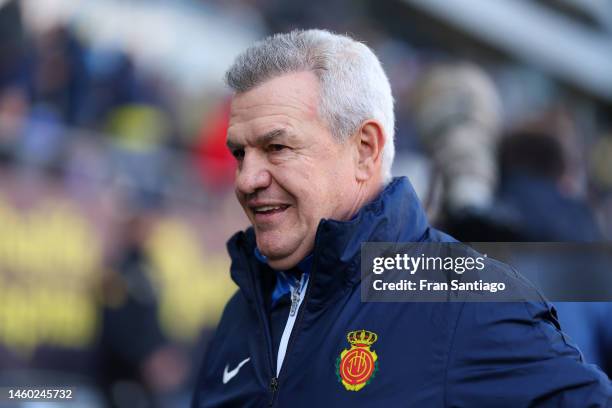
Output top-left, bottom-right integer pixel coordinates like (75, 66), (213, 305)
(254, 247), (312, 307)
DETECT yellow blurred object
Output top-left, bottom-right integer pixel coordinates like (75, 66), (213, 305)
(106, 104), (170, 152)
(146, 217), (236, 342)
(0, 196), (102, 356)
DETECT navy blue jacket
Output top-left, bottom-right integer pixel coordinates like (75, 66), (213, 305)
(193, 177), (611, 407)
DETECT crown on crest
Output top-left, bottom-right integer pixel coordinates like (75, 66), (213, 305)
(347, 330), (378, 346)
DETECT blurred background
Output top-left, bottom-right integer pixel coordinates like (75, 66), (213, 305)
(0, 0), (611, 406)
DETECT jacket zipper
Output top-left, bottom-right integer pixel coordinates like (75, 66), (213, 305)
(267, 280), (312, 407)
(273, 272), (310, 379)
(268, 242), (321, 408)
(246, 228), (323, 407)
(245, 258), (279, 406)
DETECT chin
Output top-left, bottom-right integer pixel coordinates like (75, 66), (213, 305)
(267, 255), (301, 271)
(257, 242), (303, 270)
(256, 230), (312, 270)
(257, 239), (290, 260)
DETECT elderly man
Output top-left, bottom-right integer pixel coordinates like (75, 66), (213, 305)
(192, 29), (611, 407)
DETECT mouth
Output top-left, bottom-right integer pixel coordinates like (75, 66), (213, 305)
(248, 203), (291, 224)
(251, 204), (290, 215)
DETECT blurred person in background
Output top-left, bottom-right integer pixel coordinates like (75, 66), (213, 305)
(497, 129), (601, 242)
(589, 127), (612, 239)
(412, 62), (612, 376)
(101, 208), (189, 408)
(0, 8), (202, 406)
(411, 62), (508, 239)
(498, 130), (612, 376)
(192, 29), (611, 407)
(22, 25), (88, 127)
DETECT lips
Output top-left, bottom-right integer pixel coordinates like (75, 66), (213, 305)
(252, 204), (290, 215)
(246, 202), (291, 226)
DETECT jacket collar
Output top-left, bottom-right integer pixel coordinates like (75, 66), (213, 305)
(227, 177), (431, 308)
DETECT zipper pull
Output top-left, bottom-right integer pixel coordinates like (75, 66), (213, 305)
(289, 274), (307, 317)
(269, 376), (279, 392)
(289, 285), (300, 316)
(268, 376), (279, 407)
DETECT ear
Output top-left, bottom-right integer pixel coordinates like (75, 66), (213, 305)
(353, 120), (386, 182)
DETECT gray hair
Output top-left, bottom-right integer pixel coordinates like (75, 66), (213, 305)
(225, 29), (395, 184)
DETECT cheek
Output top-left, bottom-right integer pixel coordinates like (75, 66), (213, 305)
(289, 184), (321, 222)
(304, 184), (340, 221)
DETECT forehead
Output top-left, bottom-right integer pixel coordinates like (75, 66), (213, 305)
(227, 71), (322, 139)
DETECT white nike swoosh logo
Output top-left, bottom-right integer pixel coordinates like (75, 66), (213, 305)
(222, 357), (251, 384)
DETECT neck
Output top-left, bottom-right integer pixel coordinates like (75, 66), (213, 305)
(345, 179), (384, 220)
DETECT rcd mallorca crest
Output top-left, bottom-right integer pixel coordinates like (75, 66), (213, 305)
(336, 330), (379, 391)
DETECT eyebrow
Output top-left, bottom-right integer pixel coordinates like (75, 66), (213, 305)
(260, 128), (288, 145)
(226, 128), (292, 150)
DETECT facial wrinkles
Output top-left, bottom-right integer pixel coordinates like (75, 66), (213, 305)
(230, 88), (318, 121)
(232, 100), (316, 121)
(230, 121), (326, 176)
(229, 117), (301, 155)
(229, 79), (320, 130)
(345, 183), (368, 219)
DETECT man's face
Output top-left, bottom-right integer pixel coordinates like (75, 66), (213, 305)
(227, 71), (360, 270)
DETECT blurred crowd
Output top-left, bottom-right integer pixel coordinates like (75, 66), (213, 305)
(0, 0), (611, 407)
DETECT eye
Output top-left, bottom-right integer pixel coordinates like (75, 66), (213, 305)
(231, 148), (245, 160)
(268, 144), (287, 152)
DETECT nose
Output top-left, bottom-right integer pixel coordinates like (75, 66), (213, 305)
(235, 150), (272, 195)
